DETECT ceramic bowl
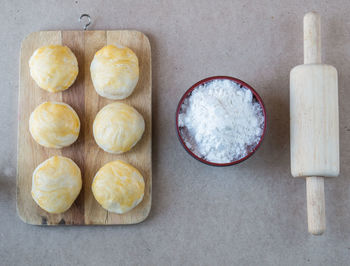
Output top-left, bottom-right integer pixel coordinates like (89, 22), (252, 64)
(175, 76), (267, 166)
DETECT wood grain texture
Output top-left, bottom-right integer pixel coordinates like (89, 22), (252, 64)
(290, 12), (339, 235)
(304, 12), (321, 64)
(290, 64), (339, 178)
(306, 176), (326, 235)
(17, 30), (152, 225)
(290, 13), (339, 179)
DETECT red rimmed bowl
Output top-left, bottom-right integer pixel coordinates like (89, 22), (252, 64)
(175, 76), (267, 166)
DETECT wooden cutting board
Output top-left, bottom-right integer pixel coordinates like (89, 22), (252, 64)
(17, 30), (152, 225)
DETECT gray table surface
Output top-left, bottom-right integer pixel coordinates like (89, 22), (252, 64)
(2, 0), (350, 265)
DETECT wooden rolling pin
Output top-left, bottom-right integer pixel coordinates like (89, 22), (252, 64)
(290, 12), (339, 235)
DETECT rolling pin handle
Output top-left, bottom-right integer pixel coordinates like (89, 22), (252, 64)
(306, 176), (326, 235)
(304, 12), (321, 64)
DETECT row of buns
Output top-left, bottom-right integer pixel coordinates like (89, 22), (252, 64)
(29, 101), (145, 154)
(32, 156), (145, 214)
(29, 44), (139, 99)
(28, 44), (146, 215)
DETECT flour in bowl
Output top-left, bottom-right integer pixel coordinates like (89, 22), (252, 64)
(178, 79), (265, 164)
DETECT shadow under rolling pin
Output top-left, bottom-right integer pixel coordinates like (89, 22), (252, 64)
(290, 12), (339, 235)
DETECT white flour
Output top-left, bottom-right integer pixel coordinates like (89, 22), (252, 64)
(178, 79), (264, 164)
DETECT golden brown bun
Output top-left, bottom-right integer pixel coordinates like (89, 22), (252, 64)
(90, 45), (139, 99)
(29, 45), (78, 92)
(93, 102), (144, 154)
(31, 156), (82, 214)
(29, 101), (80, 148)
(92, 160), (144, 214)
